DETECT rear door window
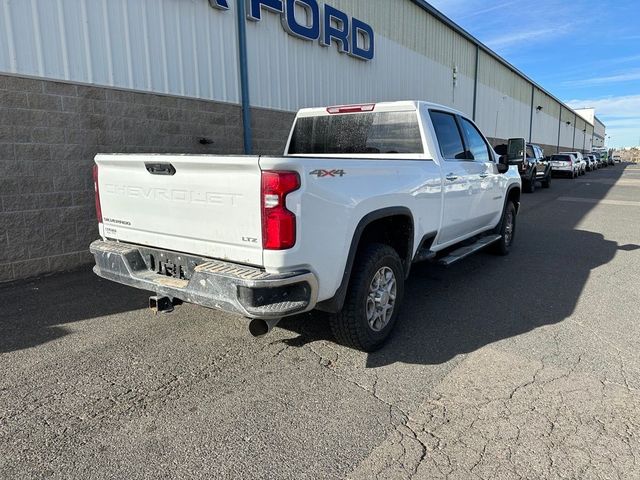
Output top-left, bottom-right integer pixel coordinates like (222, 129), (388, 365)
(429, 111), (466, 160)
(287, 111), (424, 155)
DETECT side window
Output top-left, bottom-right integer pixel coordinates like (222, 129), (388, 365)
(429, 111), (466, 160)
(459, 117), (491, 163)
(526, 145), (535, 159)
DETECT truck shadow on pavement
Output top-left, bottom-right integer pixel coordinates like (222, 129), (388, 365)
(0, 269), (149, 354)
(280, 163), (639, 367)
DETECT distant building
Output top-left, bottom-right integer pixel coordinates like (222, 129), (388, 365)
(575, 108), (607, 149)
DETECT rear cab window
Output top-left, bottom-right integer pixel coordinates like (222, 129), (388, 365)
(287, 110), (424, 155)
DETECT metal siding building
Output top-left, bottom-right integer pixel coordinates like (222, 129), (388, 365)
(0, 0), (605, 281)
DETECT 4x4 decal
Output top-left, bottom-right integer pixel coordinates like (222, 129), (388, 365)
(310, 169), (346, 178)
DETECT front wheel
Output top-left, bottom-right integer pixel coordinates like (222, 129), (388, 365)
(525, 173), (536, 193)
(330, 243), (405, 352)
(542, 171), (551, 188)
(491, 201), (517, 256)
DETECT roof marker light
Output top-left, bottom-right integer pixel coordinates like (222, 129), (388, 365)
(326, 104), (376, 114)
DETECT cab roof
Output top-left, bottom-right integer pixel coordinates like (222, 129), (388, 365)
(294, 101), (464, 118)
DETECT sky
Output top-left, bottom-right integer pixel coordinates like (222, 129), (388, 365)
(428, 0), (640, 148)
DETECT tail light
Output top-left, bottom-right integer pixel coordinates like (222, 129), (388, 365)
(93, 164), (103, 223)
(261, 171), (300, 250)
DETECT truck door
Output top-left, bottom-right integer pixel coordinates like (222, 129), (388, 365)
(428, 110), (484, 245)
(457, 116), (503, 230)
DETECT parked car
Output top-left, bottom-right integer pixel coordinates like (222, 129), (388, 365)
(593, 149), (611, 166)
(613, 154), (622, 163)
(592, 152), (605, 168)
(562, 152), (586, 175)
(585, 154), (597, 171)
(89, 101), (523, 351)
(549, 153), (579, 178)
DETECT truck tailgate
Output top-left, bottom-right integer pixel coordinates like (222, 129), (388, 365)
(95, 154), (263, 266)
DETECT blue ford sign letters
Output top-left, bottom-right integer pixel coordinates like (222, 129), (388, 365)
(208, 0), (230, 9)
(209, 0), (374, 61)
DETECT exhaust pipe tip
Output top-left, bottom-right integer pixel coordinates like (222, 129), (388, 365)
(248, 318), (281, 338)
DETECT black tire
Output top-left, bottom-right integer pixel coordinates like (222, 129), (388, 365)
(491, 201), (517, 256)
(525, 172), (536, 193)
(542, 171), (551, 188)
(330, 243), (404, 352)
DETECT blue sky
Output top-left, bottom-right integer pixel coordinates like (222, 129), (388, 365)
(428, 0), (640, 148)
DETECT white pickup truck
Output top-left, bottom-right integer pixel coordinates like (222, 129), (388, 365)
(90, 101), (523, 351)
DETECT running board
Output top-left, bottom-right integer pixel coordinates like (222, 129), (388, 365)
(437, 235), (502, 266)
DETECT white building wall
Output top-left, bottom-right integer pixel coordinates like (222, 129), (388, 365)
(244, 10), (475, 115)
(475, 83), (531, 140)
(559, 108), (576, 150)
(0, 0), (598, 150)
(531, 110), (560, 148)
(0, 0), (240, 103)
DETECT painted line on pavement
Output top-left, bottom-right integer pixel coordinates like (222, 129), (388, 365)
(558, 197), (640, 207)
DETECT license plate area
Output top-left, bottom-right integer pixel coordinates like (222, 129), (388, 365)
(157, 259), (187, 280)
(136, 246), (211, 281)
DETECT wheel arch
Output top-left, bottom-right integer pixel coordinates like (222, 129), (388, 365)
(315, 207), (414, 313)
(505, 184), (521, 214)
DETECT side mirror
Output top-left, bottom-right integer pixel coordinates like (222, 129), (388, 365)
(507, 138), (526, 165)
(497, 154), (509, 174)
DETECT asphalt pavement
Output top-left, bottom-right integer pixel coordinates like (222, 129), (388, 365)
(1, 163), (639, 479)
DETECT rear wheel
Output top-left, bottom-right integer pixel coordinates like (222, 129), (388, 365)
(330, 243), (405, 352)
(491, 201), (516, 256)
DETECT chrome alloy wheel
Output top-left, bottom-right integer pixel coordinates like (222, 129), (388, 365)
(504, 209), (514, 246)
(366, 267), (397, 332)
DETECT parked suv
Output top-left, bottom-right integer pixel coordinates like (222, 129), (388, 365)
(562, 152), (586, 175)
(585, 154), (597, 171)
(506, 143), (552, 192)
(549, 154), (579, 178)
(592, 152), (605, 168)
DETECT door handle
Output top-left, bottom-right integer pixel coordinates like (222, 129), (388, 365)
(445, 173), (458, 181)
(479, 173), (489, 178)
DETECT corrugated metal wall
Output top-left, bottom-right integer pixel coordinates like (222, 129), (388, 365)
(594, 119), (606, 138)
(475, 51), (531, 140)
(0, 0), (595, 151)
(531, 88), (561, 148)
(244, 7), (475, 115)
(559, 107), (576, 150)
(0, 0), (240, 102)
(585, 124), (594, 151)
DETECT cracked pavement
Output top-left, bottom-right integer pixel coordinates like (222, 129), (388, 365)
(1, 163), (640, 479)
